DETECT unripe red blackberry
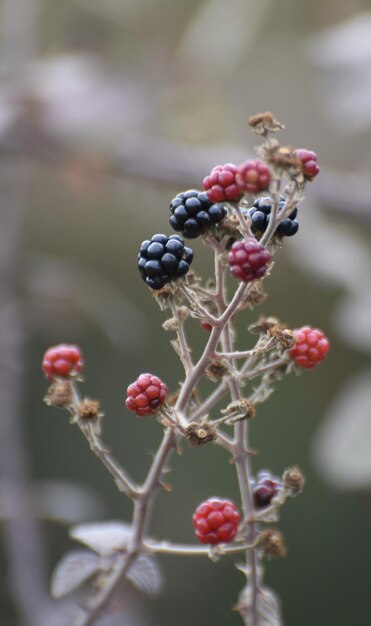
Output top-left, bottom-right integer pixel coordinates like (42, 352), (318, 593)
(202, 164), (241, 203)
(289, 326), (329, 369)
(228, 239), (271, 283)
(294, 149), (319, 180)
(42, 344), (84, 380)
(138, 234), (193, 290)
(236, 159), (271, 195)
(192, 498), (240, 544)
(169, 190), (226, 239)
(126, 373), (168, 416)
(253, 471), (281, 509)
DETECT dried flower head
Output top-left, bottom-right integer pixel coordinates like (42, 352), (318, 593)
(78, 399), (101, 421)
(43, 381), (73, 408)
(267, 324), (295, 350)
(265, 145), (303, 181)
(185, 422), (217, 446)
(248, 111), (285, 135)
(283, 466), (305, 496)
(257, 529), (287, 558)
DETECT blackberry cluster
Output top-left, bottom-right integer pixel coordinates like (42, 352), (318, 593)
(138, 234), (193, 290)
(249, 196), (299, 238)
(169, 190), (226, 239)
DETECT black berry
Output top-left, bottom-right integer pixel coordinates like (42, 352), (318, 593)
(170, 190), (226, 239)
(138, 234), (193, 290)
(249, 196), (299, 238)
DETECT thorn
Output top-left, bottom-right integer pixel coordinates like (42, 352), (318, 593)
(160, 481), (173, 492)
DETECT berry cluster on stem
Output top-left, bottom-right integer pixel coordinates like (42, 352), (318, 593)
(42, 112), (327, 626)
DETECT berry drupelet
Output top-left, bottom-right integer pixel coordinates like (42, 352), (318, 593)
(228, 238), (271, 283)
(202, 164), (241, 203)
(249, 196), (299, 238)
(289, 326), (330, 369)
(235, 159), (271, 195)
(126, 373), (168, 416)
(295, 149), (319, 180)
(169, 190), (226, 239)
(253, 471), (281, 509)
(193, 498), (240, 545)
(42, 344), (84, 380)
(138, 234), (193, 290)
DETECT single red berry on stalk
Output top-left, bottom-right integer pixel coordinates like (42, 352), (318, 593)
(192, 498), (240, 544)
(228, 238), (271, 283)
(126, 373), (168, 416)
(236, 159), (271, 194)
(203, 163), (241, 203)
(289, 326), (329, 369)
(294, 149), (319, 180)
(42, 344), (84, 380)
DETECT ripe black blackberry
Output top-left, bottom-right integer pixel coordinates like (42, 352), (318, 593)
(249, 196), (299, 238)
(138, 234), (193, 290)
(169, 190), (226, 239)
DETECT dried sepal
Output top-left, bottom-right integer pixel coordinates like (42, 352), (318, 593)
(153, 283), (183, 310)
(205, 358), (231, 382)
(162, 317), (180, 332)
(221, 399), (256, 423)
(44, 381), (74, 408)
(248, 316), (281, 334)
(267, 325), (295, 350)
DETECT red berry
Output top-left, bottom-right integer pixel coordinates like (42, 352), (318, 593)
(228, 238), (271, 283)
(294, 149), (319, 180)
(236, 159), (271, 195)
(202, 163), (241, 203)
(125, 373), (168, 416)
(192, 498), (240, 544)
(289, 326), (330, 369)
(253, 478), (281, 509)
(200, 320), (213, 332)
(42, 344), (84, 380)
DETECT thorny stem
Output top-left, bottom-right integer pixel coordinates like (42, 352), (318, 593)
(214, 251), (260, 626)
(70, 385), (139, 499)
(170, 302), (193, 374)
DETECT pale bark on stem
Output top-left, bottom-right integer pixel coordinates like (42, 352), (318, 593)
(70, 384), (139, 498)
(144, 539), (253, 556)
(214, 253), (260, 626)
(170, 302), (193, 374)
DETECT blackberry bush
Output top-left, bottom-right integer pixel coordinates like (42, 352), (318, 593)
(43, 113), (328, 626)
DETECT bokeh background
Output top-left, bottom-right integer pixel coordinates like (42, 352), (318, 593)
(1, 0), (371, 624)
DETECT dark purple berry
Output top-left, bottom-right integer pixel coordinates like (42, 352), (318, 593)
(170, 190), (226, 239)
(138, 234), (194, 290)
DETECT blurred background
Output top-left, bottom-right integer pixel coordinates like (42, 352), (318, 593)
(1, 0), (371, 624)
